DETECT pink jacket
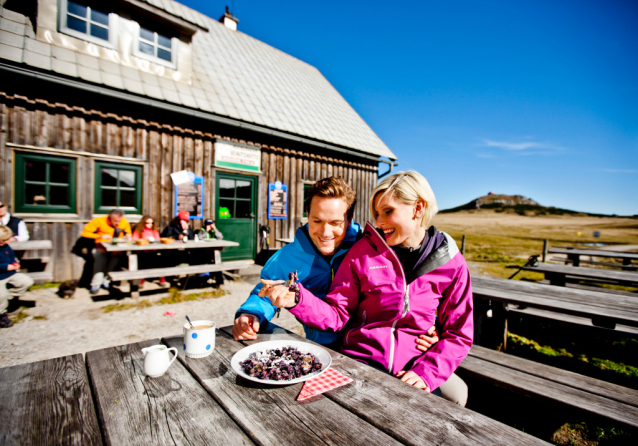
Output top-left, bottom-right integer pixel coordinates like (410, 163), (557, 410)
(290, 222), (473, 391)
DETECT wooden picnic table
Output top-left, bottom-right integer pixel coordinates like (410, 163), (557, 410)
(520, 263), (638, 287)
(0, 323), (547, 445)
(472, 275), (638, 331)
(548, 247), (638, 269)
(8, 239), (53, 282)
(102, 239), (244, 293)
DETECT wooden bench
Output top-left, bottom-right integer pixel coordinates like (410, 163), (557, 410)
(521, 263), (638, 287)
(549, 247), (638, 270)
(108, 260), (251, 282)
(458, 345), (638, 428)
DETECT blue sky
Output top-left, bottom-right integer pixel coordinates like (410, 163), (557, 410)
(183, 0), (638, 215)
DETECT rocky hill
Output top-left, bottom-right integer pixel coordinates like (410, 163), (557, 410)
(440, 192), (606, 216)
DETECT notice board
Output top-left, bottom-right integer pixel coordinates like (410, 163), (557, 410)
(174, 176), (204, 219)
(268, 182), (287, 219)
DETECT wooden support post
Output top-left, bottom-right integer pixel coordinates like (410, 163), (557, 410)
(542, 239), (548, 262)
(461, 235), (466, 255)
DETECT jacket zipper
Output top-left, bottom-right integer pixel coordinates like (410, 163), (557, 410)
(368, 224), (409, 374)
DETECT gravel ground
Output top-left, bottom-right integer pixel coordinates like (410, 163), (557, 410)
(0, 271), (304, 367)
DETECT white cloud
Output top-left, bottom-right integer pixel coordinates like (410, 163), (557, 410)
(482, 139), (563, 151)
(603, 168), (638, 174)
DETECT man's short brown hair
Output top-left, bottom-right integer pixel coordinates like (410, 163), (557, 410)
(304, 177), (357, 221)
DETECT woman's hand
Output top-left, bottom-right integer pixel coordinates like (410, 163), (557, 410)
(7, 263), (20, 271)
(258, 279), (296, 308)
(416, 325), (440, 352)
(232, 313), (260, 340)
(396, 370), (430, 391)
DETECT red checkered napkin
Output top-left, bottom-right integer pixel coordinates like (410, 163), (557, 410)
(297, 367), (353, 401)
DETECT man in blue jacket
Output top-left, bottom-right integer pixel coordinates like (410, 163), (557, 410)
(0, 225), (34, 328)
(232, 177), (361, 348)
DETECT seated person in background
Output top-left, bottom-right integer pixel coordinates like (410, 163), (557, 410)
(260, 171), (472, 406)
(132, 216), (167, 287)
(197, 218), (223, 240)
(81, 209), (131, 294)
(0, 225), (34, 328)
(0, 201), (29, 242)
(132, 215), (160, 242)
(161, 211), (194, 241)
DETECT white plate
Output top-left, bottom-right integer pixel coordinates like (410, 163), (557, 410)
(231, 340), (332, 385)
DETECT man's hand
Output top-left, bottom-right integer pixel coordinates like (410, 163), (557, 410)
(232, 314), (260, 340)
(396, 370), (430, 391)
(258, 279), (297, 308)
(415, 325), (440, 352)
(7, 263), (20, 271)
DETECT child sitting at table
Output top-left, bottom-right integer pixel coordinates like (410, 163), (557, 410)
(196, 219), (223, 240)
(132, 216), (168, 287)
(260, 171), (473, 398)
(0, 225), (34, 328)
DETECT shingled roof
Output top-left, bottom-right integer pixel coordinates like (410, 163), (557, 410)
(0, 0), (396, 160)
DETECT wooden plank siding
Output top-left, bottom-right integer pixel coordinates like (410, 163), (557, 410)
(0, 92), (379, 280)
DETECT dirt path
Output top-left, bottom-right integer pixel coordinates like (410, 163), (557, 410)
(0, 276), (303, 367)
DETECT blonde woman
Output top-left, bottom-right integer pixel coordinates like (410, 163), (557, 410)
(0, 225), (34, 328)
(261, 171), (472, 404)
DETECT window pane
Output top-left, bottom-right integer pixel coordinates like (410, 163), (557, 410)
(120, 189), (136, 207)
(90, 8), (109, 26)
(139, 41), (154, 55)
(101, 169), (118, 186)
(140, 27), (154, 42)
(67, 1), (87, 17)
(90, 24), (108, 40)
(49, 163), (69, 184)
(67, 15), (87, 33)
(158, 34), (171, 49)
(25, 160), (47, 182)
(219, 199), (233, 219)
(157, 48), (171, 62)
(101, 188), (117, 207)
(118, 170), (136, 187)
(236, 200), (251, 219)
(219, 179), (235, 197)
(25, 184), (47, 205)
(236, 180), (251, 199)
(49, 186), (69, 206)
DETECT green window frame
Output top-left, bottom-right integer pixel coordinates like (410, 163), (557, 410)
(14, 152), (77, 214)
(94, 161), (143, 214)
(303, 184), (311, 218)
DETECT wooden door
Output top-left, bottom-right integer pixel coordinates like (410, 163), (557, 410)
(215, 172), (257, 261)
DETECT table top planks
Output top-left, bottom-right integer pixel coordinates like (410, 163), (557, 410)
(163, 332), (401, 446)
(220, 323), (548, 446)
(0, 354), (102, 445)
(521, 263), (638, 286)
(101, 239), (238, 252)
(85, 339), (252, 446)
(9, 240), (53, 251)
(472, 275), (638, 327)
(549, 248), (638, 260)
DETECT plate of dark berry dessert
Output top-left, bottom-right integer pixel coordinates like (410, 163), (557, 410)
(231, 340), (331, 385)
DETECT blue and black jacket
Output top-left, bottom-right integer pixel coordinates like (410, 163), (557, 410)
(236, 221), (362, 348)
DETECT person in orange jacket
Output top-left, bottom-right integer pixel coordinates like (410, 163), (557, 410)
(81, 209), (131, 294)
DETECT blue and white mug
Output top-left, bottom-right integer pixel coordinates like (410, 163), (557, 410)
(183, 320), (216, 358)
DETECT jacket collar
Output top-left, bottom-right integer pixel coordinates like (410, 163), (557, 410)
(296, 221), (362, 260)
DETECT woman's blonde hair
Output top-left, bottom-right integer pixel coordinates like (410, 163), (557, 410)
(369, 171), (438, 228)
(0, 225), (13, 241)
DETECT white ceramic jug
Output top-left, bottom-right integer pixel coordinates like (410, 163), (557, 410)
(142, 345), (178, 378)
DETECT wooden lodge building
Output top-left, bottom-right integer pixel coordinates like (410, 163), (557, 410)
(0, 0), (397, 281)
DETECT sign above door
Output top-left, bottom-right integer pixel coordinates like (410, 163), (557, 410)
(214, 141), (261, 173)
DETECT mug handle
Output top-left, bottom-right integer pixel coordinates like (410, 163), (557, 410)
(167, 347), (178, 368)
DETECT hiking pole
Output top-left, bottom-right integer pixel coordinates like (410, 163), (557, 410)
(508, 255), (540, 280)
